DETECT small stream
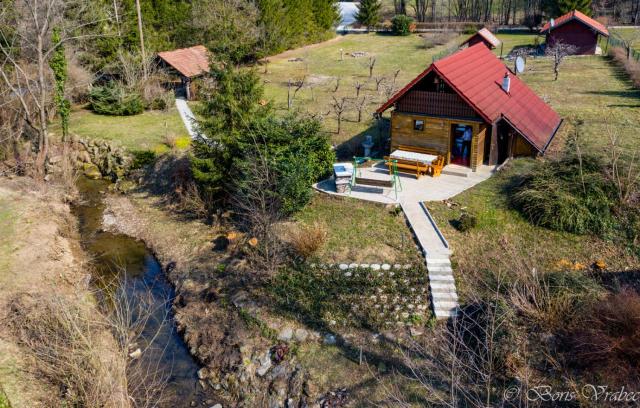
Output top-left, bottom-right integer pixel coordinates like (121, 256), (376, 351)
(73, 176), (214, 406)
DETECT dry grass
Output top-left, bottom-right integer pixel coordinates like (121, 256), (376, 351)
(7, 292), (129, 407)
(609, 46), (640, 89)
(288, 221), (328, 258)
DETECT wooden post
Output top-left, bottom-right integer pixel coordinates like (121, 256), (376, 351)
(184, 77), (191, 100)
(489, 122), (498, 165)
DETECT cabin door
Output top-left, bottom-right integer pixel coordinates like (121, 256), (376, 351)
(450, 124), (472, 167)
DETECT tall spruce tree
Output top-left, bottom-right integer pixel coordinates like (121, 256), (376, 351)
(545, 0), (592, 16)
(356, 0), (382, 31)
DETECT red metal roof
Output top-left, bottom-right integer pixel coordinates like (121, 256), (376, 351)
(461, 28), (502, 49)
(157, 45), (210, 78)
(540, 10), (609, 37)
(376, 44), (562, 152)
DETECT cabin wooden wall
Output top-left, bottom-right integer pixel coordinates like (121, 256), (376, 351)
(390, 112), (485, 170)
(473, 124), (488, 169)
(513, 135), (536, 156)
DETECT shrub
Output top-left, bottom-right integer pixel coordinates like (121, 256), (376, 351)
(455, 212), (477, 232)
(609, 46), (640, 89)
(148, 97), (167, 111)
(130, 150), (156, 170)
(564, 288), (640, 384)
(511, 154), (617, 236)
(289, 222), (328, 258)
(89, 83), (144, 116)
(391, 15), (413, 36)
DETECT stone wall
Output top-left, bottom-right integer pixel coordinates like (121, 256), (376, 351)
(71, 138), (131, 180)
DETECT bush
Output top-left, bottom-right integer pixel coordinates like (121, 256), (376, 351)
(391, 15), (413, 36)
(455, 212), (477, 232)
(130, 150), (156, 170)
(148, 97), (167, 111)
(89, 83), (144, 116)
(564, 288), (640, 385)
(511, 154), (617, 236)
(289, 222), (328, 258)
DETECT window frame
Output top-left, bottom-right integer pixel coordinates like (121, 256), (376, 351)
(413, 119), (425, 131)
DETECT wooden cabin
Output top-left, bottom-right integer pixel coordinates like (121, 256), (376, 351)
(157, 45), (210, 100)
(376, 43), (562, 171)
(461, 28), (501, 50)
(540, 10), (609, 55)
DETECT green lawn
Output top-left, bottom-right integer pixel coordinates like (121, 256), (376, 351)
(65, 107), (189, 152)
(260, 32), (464, 149)
(519, 55), (640, 152)
(610, 27), (640, 51)
(294, 194), (421, 263)
(493, 31), (539, 56)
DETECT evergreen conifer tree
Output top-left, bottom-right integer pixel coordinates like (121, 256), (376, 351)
(356, 0), (382, 31)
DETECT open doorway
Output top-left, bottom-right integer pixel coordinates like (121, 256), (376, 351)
(450, 124), (472, 167)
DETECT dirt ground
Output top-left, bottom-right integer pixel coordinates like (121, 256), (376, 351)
(0, 177), (127, 408)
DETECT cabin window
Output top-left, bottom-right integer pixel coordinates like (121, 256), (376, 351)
(414, 120), (425, 131)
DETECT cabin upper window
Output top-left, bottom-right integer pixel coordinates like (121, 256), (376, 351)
(414, 120), (425, 131)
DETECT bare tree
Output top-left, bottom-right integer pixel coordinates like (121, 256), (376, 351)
(134, 0), (148, 80)
(392, 69), (401, 87)
(545, 41), (577, 81)
(331, 96), (348, 134)
(614, 28), (640, 60)
(333, 77), (341, 93)
(413, 0), (428, 22)
(382, 83), (397, 100)
(605, 119), (640, 205)
(354, 80), (364, 98)
(367, 56), (377, 78)
(355, 94), (370, 122)
(373, 75), (386, 91)
(384, 275), (515, 408)
(287, 76), (305, 109)
(0, 0), (106, 176)
(231, 144), (288, 276)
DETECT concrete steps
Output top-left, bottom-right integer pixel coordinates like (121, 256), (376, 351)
(399, 201), (459, 320)
(426, 256), (459, 319)
(441, 164), (472, 178)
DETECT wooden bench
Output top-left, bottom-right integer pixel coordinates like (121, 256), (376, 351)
(385, 145), (446, 179)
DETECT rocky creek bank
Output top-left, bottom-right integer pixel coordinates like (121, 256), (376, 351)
(102, 189), (331, 408)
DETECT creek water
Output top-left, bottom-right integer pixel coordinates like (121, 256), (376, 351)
(73, 176), (214, 406)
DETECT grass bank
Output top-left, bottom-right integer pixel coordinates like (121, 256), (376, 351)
(63, 106), (190, 153)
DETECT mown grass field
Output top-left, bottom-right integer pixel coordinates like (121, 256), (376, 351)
(64, 106), (189, 152)
(294, 194), (421, 263)
(260, 32), (464, 151)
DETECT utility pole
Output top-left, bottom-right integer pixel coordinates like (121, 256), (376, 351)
(135, 0), (148, 80)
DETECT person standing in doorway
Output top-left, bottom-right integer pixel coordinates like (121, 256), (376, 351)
(462, 126), (472, 164)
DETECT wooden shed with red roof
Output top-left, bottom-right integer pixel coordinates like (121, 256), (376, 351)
(461, 28), (501, 50)
(540, 10), (609, 55)
(157, 45), (210, 100)
(376, 43), (562, 171)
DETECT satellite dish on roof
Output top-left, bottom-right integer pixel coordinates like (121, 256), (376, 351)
(515, 56), (526, 74)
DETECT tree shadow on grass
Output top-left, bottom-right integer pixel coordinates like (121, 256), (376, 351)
(334, 119), (390, 161)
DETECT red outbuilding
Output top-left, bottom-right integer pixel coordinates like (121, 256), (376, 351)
(157, 45), (210, 100)
(461, 28), (502, 50)
(540, 10), (609, 55)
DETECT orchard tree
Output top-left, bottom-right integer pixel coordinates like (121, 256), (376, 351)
(546, 41), (577, 80)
